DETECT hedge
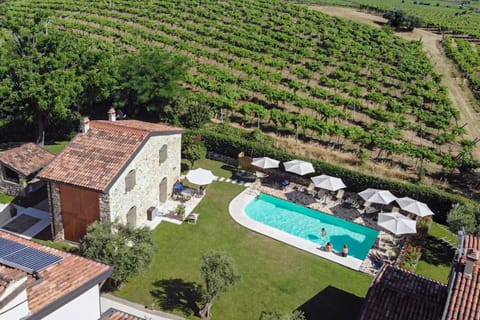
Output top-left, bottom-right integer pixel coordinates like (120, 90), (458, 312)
(199, 125), (479, 224)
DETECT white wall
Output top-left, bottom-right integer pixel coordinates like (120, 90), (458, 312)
(108, 133), (182, 227)
(0, 278), (29, 320)
(0, 203), (12, 225)
(42, 284), (101, 320)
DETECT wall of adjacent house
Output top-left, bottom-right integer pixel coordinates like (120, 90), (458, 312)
(105, 133), (182, 227)
(48, 182), (64, 240)
(0, 277), (29, 320)
(42, 284), (101, 320)
(0, 166), (24, 196)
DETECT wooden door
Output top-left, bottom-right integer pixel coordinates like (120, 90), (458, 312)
(59, 184), (100, 242)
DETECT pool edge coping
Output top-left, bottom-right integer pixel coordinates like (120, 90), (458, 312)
(229, 188), (366, 272)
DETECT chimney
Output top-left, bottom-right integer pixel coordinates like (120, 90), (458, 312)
(464, 248), (479, 279)
(80, 117), (90, 134)
(108, 108), (116, 122)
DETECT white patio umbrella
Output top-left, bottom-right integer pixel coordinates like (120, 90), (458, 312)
(283, 160), (315, 176)
(358, 188), (397, 205)
(310, 174), (346, 192)
(396, 197), (434, 218)
(186, 168), (217, 185)
(251, 157), (280, 169)
(378, 212), (417, 236)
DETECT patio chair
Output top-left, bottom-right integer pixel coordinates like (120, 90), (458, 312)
(187, 213), (199, 224)
(335, 189), (345, 201)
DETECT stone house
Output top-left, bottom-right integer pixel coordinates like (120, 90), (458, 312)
(0, 143), (54, 197)
(38, 109), (184, 242)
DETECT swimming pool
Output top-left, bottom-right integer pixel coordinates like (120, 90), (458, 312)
(245, 193), (379, 260)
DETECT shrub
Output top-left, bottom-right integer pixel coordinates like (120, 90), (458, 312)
(447, 203), (479, 235)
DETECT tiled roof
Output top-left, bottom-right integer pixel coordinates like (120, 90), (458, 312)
(444, 235), (480, 320)
(0, 143), (55, 176)
(38, 120), (183, 191)
(0, 266), (26, 296)
(0, 231), (112, 316)
(358, 263), (447, 320)
(101, 308), (143, 320)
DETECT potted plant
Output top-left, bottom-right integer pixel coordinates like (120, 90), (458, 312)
(175, 204), (186, 218)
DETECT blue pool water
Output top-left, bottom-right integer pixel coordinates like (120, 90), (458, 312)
(245, 193), (379, 260)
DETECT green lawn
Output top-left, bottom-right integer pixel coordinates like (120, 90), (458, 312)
(115, 182), (372, 320)
(43, 141), (69, 155)
(415, 222), (457, 283)
(0, 193), (15, 204)
(181, 158), (236, 179)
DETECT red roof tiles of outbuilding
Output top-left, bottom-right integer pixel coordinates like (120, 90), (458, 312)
(38, 120), (183, 192)
(0, 231), (112, 316)
(445, 235), (480, 320)
(100, 308), (144, 320)
(358, 263), (447, 320)
(0, 143), (55, 176)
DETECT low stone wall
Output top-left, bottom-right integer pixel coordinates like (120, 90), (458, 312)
(0, 180), (24, 196)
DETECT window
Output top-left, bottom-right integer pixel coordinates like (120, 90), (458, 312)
(127, 206), (136, 227)
(159, 144), (167, 165)
(3, 166), (20, 184)
(125, 169), (136, 192)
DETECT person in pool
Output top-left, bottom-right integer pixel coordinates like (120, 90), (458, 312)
(321, 228), (327, 238)
(342, 244), (349, 257)
(325, 242), (333, 252)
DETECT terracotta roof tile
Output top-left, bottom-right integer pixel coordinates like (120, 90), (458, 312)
(38, 120), (183, 191)
(445, 235), (480, 320)
(0, 143), (55, 176)
(359, 264), (447, 320)
(0, 266), (27, 296)
(101, 308), (143, 320)
(0, 231), (112, 316)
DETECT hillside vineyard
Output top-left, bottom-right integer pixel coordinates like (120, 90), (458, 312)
(1, 0), (466, 170)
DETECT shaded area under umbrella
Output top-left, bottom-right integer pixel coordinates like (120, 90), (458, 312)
(283, 160), (314, 176)
(378, 212), (417, 236)
(185, 168), (217, 185)
(395, 197), (434, 218)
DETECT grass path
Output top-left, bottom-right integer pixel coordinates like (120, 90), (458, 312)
(115, 181), (372, 320)
(311, 5), (480, 159)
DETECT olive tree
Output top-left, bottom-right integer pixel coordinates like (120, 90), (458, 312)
(199, 251), (240, 319)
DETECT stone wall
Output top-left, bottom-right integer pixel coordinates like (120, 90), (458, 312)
(0, 179), (24, 196)
(48, 182), (64, 240)
(107, 133), (182, 227)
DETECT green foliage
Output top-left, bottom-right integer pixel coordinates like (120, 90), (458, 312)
(114, 49), (188, 120)
(447, 203), (479, 235)
(199, 251), (240, 319)
(183, 141), (207, 167)
(259, 310), (306, 320)
(199, 124), (479, 223)
(383, 9), (423, 31)
(0, 18), (104, 143)
(79, 220), (155, 290)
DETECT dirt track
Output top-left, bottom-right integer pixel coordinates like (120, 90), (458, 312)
(310, 6), (480, 159)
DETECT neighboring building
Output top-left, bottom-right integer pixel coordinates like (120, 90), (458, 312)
(100, 308), (143, 320)
(358, 263), (448, 320)
(39, 109), (184, 242)
(443, 234), (480, 320)
(0, 230), (112, 320)
(0, 143), (54, 196)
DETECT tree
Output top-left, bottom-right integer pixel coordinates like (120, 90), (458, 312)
(259, 310), (306, 320)
(183, 141), (207, 167)
(0, 16), (109, 144)
(199, 251), (240, 319)
(114, 49), (188, 120)
(383, 9), (422, 31)
(447, 203), (479, 235)
(79, 220), (155, 290)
